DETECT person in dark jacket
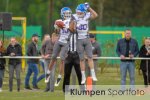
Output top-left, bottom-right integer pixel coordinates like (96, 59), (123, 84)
(139, 38), (150, 87)
(0, 40), (6, 92)
(116, 29), (139, 89)
(7, 37), (22, 92)
(25, 34), (40, 90)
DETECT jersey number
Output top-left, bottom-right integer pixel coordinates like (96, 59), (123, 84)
(62, 29), (69, 34)
(77, 24), (87, 30)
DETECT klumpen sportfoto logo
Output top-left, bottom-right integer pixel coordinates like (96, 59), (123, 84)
(69, 88), (145, 97)
(65, 85), (149, 97)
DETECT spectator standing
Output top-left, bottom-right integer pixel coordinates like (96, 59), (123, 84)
(40, 33), (58, 92)
(37, 34), (51, 83)
(7, 37), (22, 92)
(116, 29), (139, 89)
(25, 34), (40, 90)
(0, 40), (6, 92)
(139, 38), (150, 87)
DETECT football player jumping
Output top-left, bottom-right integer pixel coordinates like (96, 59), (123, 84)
(45, 7), (73, 85)
(72, 3), (98, 84)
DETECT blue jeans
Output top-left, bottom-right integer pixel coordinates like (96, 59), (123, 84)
(120, 61), (135, 89)
(25, 63), (39, 87)
(38, 59), (56, 91)
(37, 59), (45, 83)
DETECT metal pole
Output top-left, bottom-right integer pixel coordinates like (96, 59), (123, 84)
(22, 18), (27, 70)
(0, 56), (150, 60)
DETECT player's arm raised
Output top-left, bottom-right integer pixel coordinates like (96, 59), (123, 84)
(69, 19), (76, 33)
(69, 15), (76, 33)
(88, 7), (98, 20)
(84, 2), (98, 20)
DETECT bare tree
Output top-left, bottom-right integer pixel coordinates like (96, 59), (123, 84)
(92, 0), (105, 26)
(48, 0), (54, 34)
(98, 0), (105, 26)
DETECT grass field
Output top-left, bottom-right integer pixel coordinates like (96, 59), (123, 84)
(0, 66), (144, 100)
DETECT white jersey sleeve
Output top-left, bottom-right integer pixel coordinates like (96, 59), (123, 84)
(84, 12), (91, 20)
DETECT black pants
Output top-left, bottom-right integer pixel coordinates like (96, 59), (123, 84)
(63, 52), (82, 92)
(142, 69), (150, 87)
